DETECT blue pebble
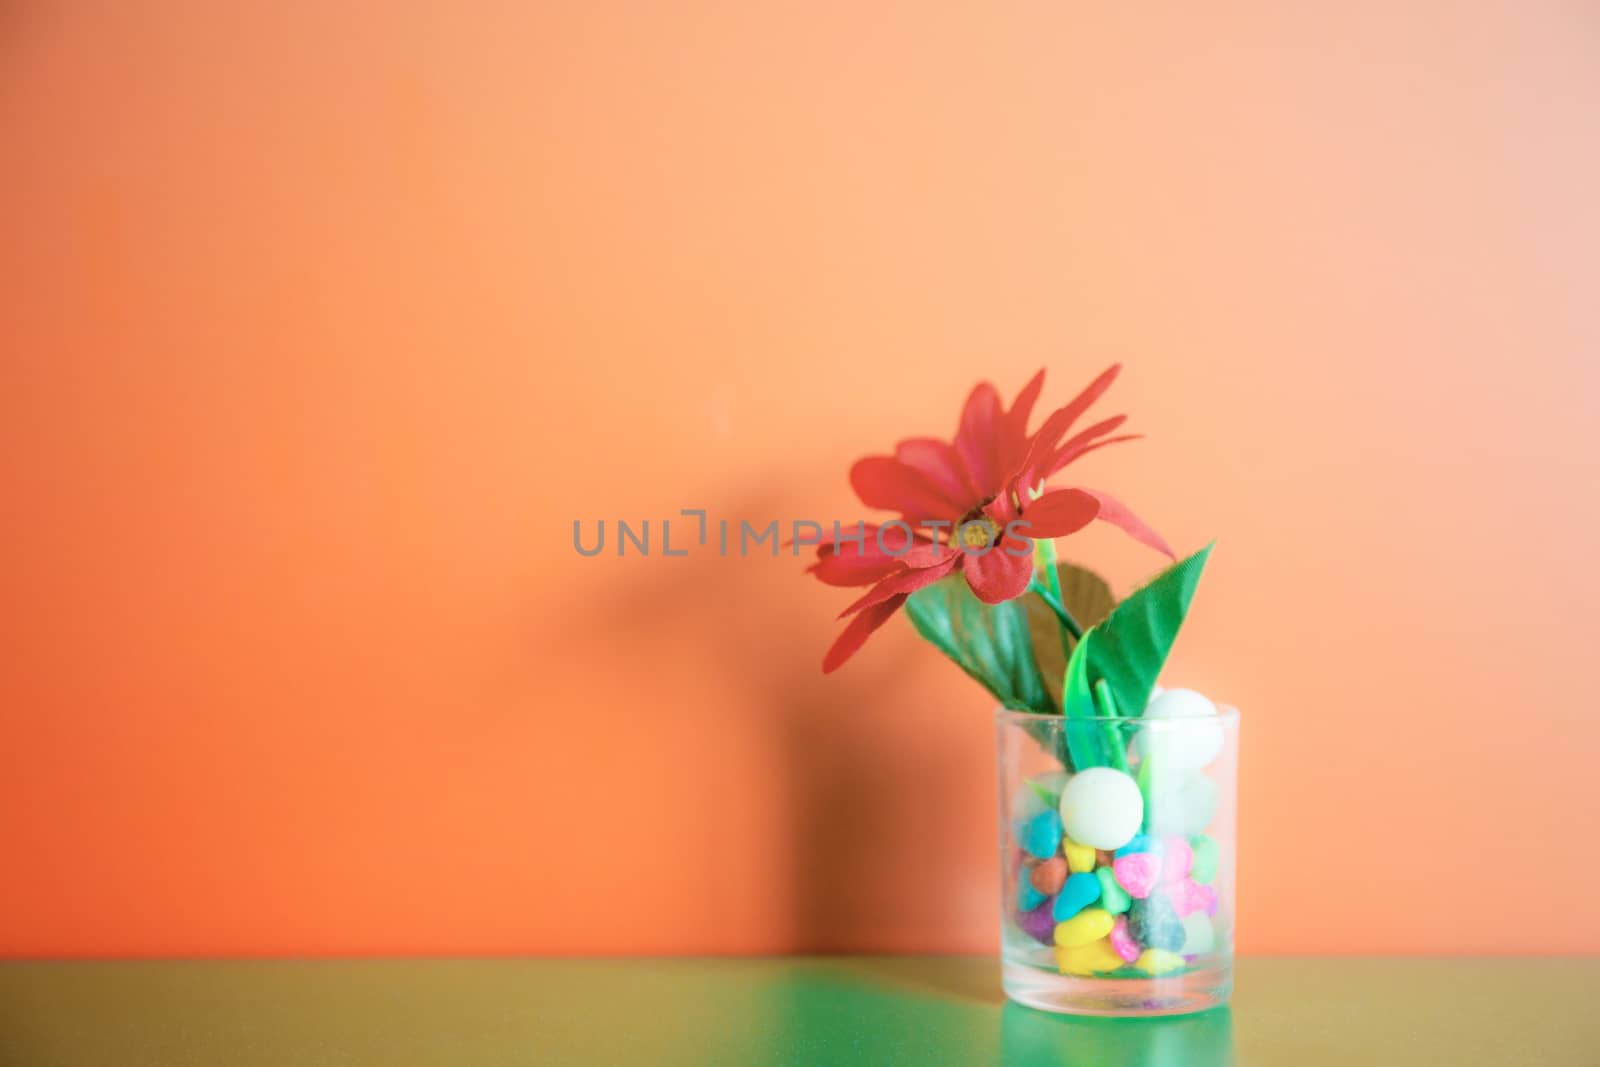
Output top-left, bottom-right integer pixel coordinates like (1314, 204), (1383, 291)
(1115, 833), (1162, 858)
(1017, 881), (1047, 912)
(1018, 811), (1063, 861)
(1051, 872), (1103, 922)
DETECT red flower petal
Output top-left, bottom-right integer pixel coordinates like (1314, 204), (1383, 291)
(894, 437), (977, 508)
(982, 488), (1022, 526)
(1054, 414), (1127, 459)
(1000, 369), (1047, 475)
(822, 593), (909, 673)
(1016, 488), (1100, 538)
(850, 456), (965, 523)
(962, 542), (1034, 604)
(900, 540), (957, 569)
(837, 548), (959, 618)
(1049, 433), (1143, 475)
(1060, 364), (1121, 422)
(953, 381), (1005, 496)
(808, 525), (927, 587)
(1008, 369), (1046, 431)
(1078, 488), (1175, 558)
(1016, 365), (1122, 485)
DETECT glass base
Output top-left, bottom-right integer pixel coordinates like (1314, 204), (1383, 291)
(1002, 960), (1231, 1017)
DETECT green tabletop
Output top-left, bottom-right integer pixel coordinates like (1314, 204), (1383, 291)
(0, 957), (1594, 1066)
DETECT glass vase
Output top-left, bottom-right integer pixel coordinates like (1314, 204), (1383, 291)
(995, 698), (1239, 1016)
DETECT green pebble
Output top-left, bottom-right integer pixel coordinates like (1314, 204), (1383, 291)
(1189, 834), (1219, 885)
(1095, 867), (1131, 914)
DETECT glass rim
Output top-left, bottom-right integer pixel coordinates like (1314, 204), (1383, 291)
(994, 704), (1240, 725)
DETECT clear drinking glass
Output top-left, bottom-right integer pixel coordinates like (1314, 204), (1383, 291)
(995, 703), (1239, 1016)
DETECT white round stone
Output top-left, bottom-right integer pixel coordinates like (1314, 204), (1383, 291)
(1057, 766), (1144, 850)
(1181, 913), (1216, 955)
(1134, 688), (1224, 770)
(1147, 770), (1219, 836)
(1149, 687), (1216, 719)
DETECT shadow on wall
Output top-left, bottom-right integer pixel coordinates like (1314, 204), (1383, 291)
(546, 486), (995, 951)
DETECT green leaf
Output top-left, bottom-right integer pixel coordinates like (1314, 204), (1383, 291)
(1058, 563), (1119, 630)
(1024, 779), (1058, 807)
(905, 574), (1055, 714)
(1027, 559), (1116, 708)
(1060, 627), (1103, 769)
(1063, 627), (1097, 719)
(1065, 542), (1214, 724)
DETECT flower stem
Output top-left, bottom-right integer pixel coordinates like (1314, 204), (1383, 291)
(1030, 580), (1084, 641)
(1137, 745), (1157, 831)
(1092, 678), (1131, 773)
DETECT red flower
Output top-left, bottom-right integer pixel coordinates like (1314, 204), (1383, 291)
(811, 366), (1172, 672)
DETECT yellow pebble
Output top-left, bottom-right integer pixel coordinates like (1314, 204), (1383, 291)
(1055, 936), (1124, 976)
(1136, 949), (1186, 975)
(1062, 836), (1097, 874)
(1053, 908), (1114, 949)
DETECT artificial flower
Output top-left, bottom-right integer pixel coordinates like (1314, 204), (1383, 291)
(812, 366), (1172, 672)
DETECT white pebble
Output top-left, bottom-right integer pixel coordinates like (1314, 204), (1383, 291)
(1181, 913), (1216, 955)
(1147, 771), (1219, 836)
(1134, 688), (1224, 770)
(1057, 767), (1144, 850)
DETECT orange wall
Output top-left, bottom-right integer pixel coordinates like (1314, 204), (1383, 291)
(4, 3), (1599, 957)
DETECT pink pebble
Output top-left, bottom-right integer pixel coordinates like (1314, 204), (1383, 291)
(1112, 853), (1160, 899)
(1160, 837), (1193, 884)
(1109, 916), (1141, 963)
(1172, 878), (1217, 918)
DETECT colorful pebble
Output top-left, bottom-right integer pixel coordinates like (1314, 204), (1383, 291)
(1115, 833), (1161, 858)
(1109, 916), (1141, 963)
(1052, 872), (1102, 922)
(1055, 936), (1125, 976)
(1128, 893), (1186, 952)
(1189, 835), (1219, 885)
(1018, 810), (1063, 860)
(1136, 948), (1186, 975)
(1030, 857), (1068, 895)
(1180, 913), (1215, 956)
(1017, 879), (1046, 912)
(1053, 907), (1115, 949)
(1112, 852), (1160, 899)
(1017, 900), (1057, 945)
(1160, 837), (1194, 884)
(1058, 767), (1144, 851)
(1171, 878), (1217, 919)
(1062, 836), (1097, 874)
(1095, 867), (1131, 914)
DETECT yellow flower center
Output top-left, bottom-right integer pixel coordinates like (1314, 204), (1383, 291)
(959, 516), (1000, 550)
